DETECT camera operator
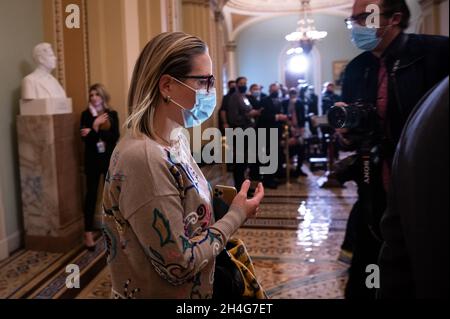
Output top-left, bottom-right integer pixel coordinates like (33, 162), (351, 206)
(335, 0), (449, 299)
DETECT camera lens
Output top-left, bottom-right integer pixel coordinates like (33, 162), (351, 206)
(328, 106), (348, 129)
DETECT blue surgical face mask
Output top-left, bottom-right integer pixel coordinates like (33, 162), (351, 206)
(252, 91), (261, 98)
(351, 24), (382, 51)
(170, 77), (217, 128)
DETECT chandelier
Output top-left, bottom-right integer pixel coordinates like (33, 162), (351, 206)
(285, 0), (328, 54)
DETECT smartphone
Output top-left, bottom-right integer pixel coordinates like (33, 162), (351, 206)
(214, 185), (237, 206)
(213, 185), (237, 221)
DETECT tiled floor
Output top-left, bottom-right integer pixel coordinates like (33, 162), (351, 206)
(0, 165), (357, 299)
(237, 176), (355, 299)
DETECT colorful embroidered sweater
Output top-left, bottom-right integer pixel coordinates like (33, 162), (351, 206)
(102, 133), (246, 299)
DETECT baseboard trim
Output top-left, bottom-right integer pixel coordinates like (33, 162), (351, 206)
(0, 237), (8, 261)
(0, 231), (23, 261)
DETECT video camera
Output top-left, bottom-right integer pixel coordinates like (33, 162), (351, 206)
(311, 101), (381, 150)
(313, 101), (384, 241)
(327, 101), (377, 132)
(310, 101), (377, 132)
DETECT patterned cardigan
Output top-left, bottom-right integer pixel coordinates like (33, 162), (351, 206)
(102, 133), (246, 299)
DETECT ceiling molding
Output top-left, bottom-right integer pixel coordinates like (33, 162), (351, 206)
(231, 13), (253, 30)
(224, 3), (353, 41)
(225, 0), (352, 15)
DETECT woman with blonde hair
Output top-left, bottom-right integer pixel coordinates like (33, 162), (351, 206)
(80, 83), (120, 250)
(102, 32), (264, 299)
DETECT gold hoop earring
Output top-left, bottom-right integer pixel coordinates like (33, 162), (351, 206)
(164, 96), (171, 104)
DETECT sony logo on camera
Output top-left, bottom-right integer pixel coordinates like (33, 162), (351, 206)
(363, 156), (371, 184)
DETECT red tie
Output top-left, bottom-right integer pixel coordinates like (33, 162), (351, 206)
(377, 59), (391, 192)
(377, 59), (388, 122)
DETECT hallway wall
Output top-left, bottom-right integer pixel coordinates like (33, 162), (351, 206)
(236, 14), (361, 95)
(0, 0), (44, 256)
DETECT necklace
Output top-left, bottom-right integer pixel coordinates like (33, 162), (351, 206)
(154, 132), (172, 147)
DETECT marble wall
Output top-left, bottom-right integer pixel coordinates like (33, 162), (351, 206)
(17, 114), (83, 252)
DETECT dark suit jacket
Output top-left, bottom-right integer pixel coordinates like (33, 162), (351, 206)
(227, 93), (253, 129)
(80, 109), (120, 174)
(378, 77), (449, 298)
(306, 94), (319, 116)
(281, 98), (306, 129)
(258, 96), (284, 130)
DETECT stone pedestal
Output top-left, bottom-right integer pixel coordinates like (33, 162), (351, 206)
(17, 113), (83, 253)
(20, 98), (73, 116)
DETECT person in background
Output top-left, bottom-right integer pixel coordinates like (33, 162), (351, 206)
(247, 83), (265, 182)
(321, 82), (341, 115)
(306, 85), (319, 136)
(321, 82), (342, 161)
(282, 87), (307, 177)
(279, 83), (289, 100)
(258, 83), (289, 188)
(102, 32), (264, 299)
(219, 80), (236, 134)
(227, 76), (261, 191)
(378, 77), (449, 299)
(247, 83), (263, 109)
(80, 83), (120, 250)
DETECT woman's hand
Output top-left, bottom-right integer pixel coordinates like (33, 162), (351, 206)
(80, 128), (91, 137)
(230, 180), (264, 220)
(93, 113), (109, 132)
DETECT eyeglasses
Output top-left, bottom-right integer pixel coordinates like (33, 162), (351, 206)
(345, 11), (394, 27)
(178, 75), (216, 93)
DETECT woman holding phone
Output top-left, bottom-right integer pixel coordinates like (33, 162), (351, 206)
(102, 32), (264, 299)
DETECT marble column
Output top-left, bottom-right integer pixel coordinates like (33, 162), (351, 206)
(226, 41), (238, 81)
(17, 114), (83, 253)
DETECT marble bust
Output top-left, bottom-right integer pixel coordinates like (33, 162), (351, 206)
(21, 43), (67, 100)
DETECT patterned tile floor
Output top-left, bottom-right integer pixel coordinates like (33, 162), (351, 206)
(0, 165), (357, 299)
(0, 251), (62, 298)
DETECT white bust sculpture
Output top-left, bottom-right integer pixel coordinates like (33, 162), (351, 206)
(21, 43), (67, 100)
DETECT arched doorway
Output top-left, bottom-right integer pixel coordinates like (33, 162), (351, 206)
(280, 44), (322, 96)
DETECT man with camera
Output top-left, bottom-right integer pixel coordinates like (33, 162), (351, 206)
(334, 0), (449, 299)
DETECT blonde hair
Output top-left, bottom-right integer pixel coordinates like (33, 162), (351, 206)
(126, 32), (207, 139)
(89, 83), (111, 109)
